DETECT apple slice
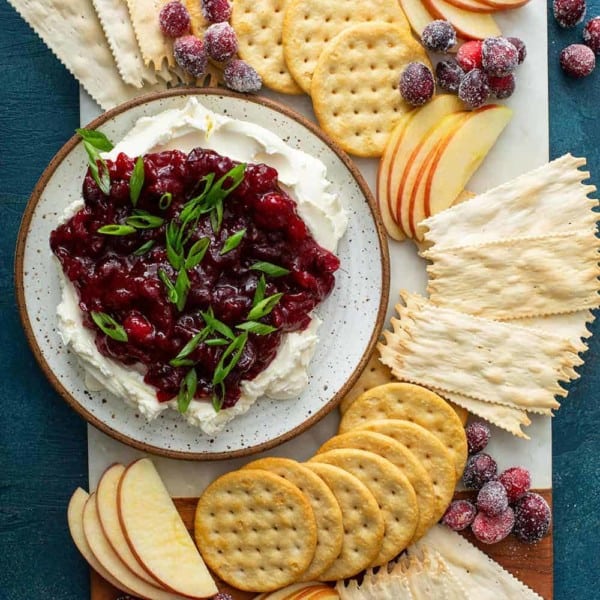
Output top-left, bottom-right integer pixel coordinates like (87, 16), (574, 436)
(444, 0), (495, 13)
(97, 463), (161, 587)
(479, 0), (530, 8)
(414, 104), (512, 239)
(118, 458), (218, 599)
(256, 582), (339, 599)
(399, 0), (436, 36)
(422, 0), (501, 39)
(68, 488), (134, 595)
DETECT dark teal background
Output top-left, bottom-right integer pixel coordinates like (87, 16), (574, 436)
(0, 1), (599, 597)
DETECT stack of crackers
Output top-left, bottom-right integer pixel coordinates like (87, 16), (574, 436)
(379, 154), (600, 438)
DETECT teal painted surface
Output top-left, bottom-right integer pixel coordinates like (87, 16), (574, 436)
(0, 0), (599, 597)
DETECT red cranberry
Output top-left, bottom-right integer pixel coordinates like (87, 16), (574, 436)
(458, 69), (490, 109)
(213, 594), (234, 600)
(513, 493), (552, 543)
(123, 312), (154, 343)
(421, 20), (457, 53)
(472, 507), (515, 544)
(173, 35), (208, 77)
(204, 22), (238, 62)
(583, 17), (600, 54)
(553, 0), (586, 28)
(201, 0), (232, 23)
(399, 62), (435, 106)
(498, 466), (531, 503)
(436, 59), (465, 94)
(482, 37), (519, 77)
(159, 1), (191, 38)
(463, 452), (497, 489)
(465, 421), (490, 454)
(477, 481), (509, 516)
(560, 44), (596, 77)
(506, 37), (527, 64)
(489, 74), (516, 99)
(442, 499), (477, 531)
(223, 59), (262, 93)
(457, 40), (483, 72)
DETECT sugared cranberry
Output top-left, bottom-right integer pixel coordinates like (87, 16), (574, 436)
(421, 20), (457, 53)
(204, 22), (238, 62)
(553, 0), (586, 28)
(213, 594), (234, 600)
(489, 74), (516, 99)
(442, 500), (477, 531)
(458, 69), (490, 109)
(436, 59), (465, 94)
(457, 40), (483, 72)
(482, 37), (519, 77)
(159, 1), (191, 38)
(513, 493), (552, 543)
(477, 481), (509, 517)
(223, 59), (262, 93)
(506, 37), (527, 64)
(201, 0), (232, 23)
(466, 421), (490, 454)
(498, 466), (531, 503)
(584, 17), (600, 54)
(560, 44), (596, 77)
(463, 452), (497, 489)
(472, 507), (515, 544)
(399, 62), (435, 106)
(173, 35), (208, 77)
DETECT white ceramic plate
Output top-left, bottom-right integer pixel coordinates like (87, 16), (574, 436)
(16, 90), (389, 459)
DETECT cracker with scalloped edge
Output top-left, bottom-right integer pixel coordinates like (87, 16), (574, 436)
(311, 23), (430, 157)
(282, 0), (410, 94)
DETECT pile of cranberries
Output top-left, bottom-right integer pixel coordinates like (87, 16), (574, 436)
(159, 0), (261, 92)
(442, 421), (552, 545)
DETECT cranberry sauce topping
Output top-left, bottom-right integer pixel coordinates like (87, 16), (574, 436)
(50, 148), (340, 410)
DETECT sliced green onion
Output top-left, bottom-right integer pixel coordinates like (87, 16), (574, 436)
(247, 293), (283, 321)
(83, 141), (111, 196)
(158, 269), (179, 305)
(250, 261), (291, 278)
(97, 224), (136, 236)
(133, 240), (155, 256)
(201, 308), (235, 341)
(212, 333), (248, 386)
(76, 128), (114, 152)
(220, 229), (246, 255)
(236, 321), (277, 336)
(174, 268), (190, 312)
(212, 382), (225, 413)
(126, 210), (164, 230)
(129, 156), (145, 207)
(90, 311), (128, 342)
(185, 238), (210, 270)
(169, 327), (211, 367)
(252, 275), (266, 308)
(204, 338), (230, 346)
(159, 192), (173, 210)
(177, 368), (197, 414)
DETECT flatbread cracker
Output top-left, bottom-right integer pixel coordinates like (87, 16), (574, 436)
(194, 470), (317, 592)
(241, 457), (344, 582)
(231, 0), (302, 94)
(304, 462), (384, 581)
(310, 449), (418, 566)
(339, 383), (468, 479)
(311, 23), (430, 157)
(282, 0), (410, 94)
(318, 431), (436, 543)
(425, 230), (600, 320)
(517, 310), (594, 353)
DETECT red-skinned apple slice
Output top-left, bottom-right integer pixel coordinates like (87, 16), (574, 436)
(96, 463), (161, 587)
(399, 0), (436, 36)
(255, 582), (339, 599)
(444, 0), (496, 13)
(479, 0), (530, 8)
(118, 458), (218, 599)
(422, 0), (501, 39)
(414, 104), (512, 239)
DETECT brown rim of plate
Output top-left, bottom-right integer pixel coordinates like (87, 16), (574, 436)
(14, 87), (390, 461)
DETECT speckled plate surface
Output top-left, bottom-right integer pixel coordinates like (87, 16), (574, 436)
(15, 89), (389, 459)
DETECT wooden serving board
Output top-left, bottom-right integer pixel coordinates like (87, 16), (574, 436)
(91, 491), (553, 600)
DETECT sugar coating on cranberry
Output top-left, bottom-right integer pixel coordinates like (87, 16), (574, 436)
(506, 37), (527, 64)
(482, 37), (519, 77)
(213, 594), (234, 600)
(436, 59), (465, 94)
(223, 59), (262, 93)
(457, 40), (483, 72)
(472, 507), (515, 544)
(399, 62), (435, 106)
(204, 22), (238, 62)
(201, 0), (232, 23)
(159, 1), (191, 38)
(463, 452), (497, 489)
(498, 466), (531, 503)
(458, 69), (490, 109)
(489, 74), (516, 99)
(553, 0), (586, 28)
(560, 44), (596, 77)
(583, 17), (600, 54)
(513, 492), (552, 543)
(421, 20), (457, 53)
(174, 35), (208, 77)
(477, 481), (509, 517)
(442, 499), (477, 531)
(466, 421), (491, 455)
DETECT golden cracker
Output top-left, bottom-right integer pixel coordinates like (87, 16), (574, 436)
(194, 470), (317, 592)
(309, 449), (418, 566)
(231, 0), (302, 94)
(317, 431), (436, 544)
(339, 382), (468, 479)
(242, 457), (344, 582)
(311, 23), (430, 157)
(282, 0), (410, 94)
(303, 462), (384, 581)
